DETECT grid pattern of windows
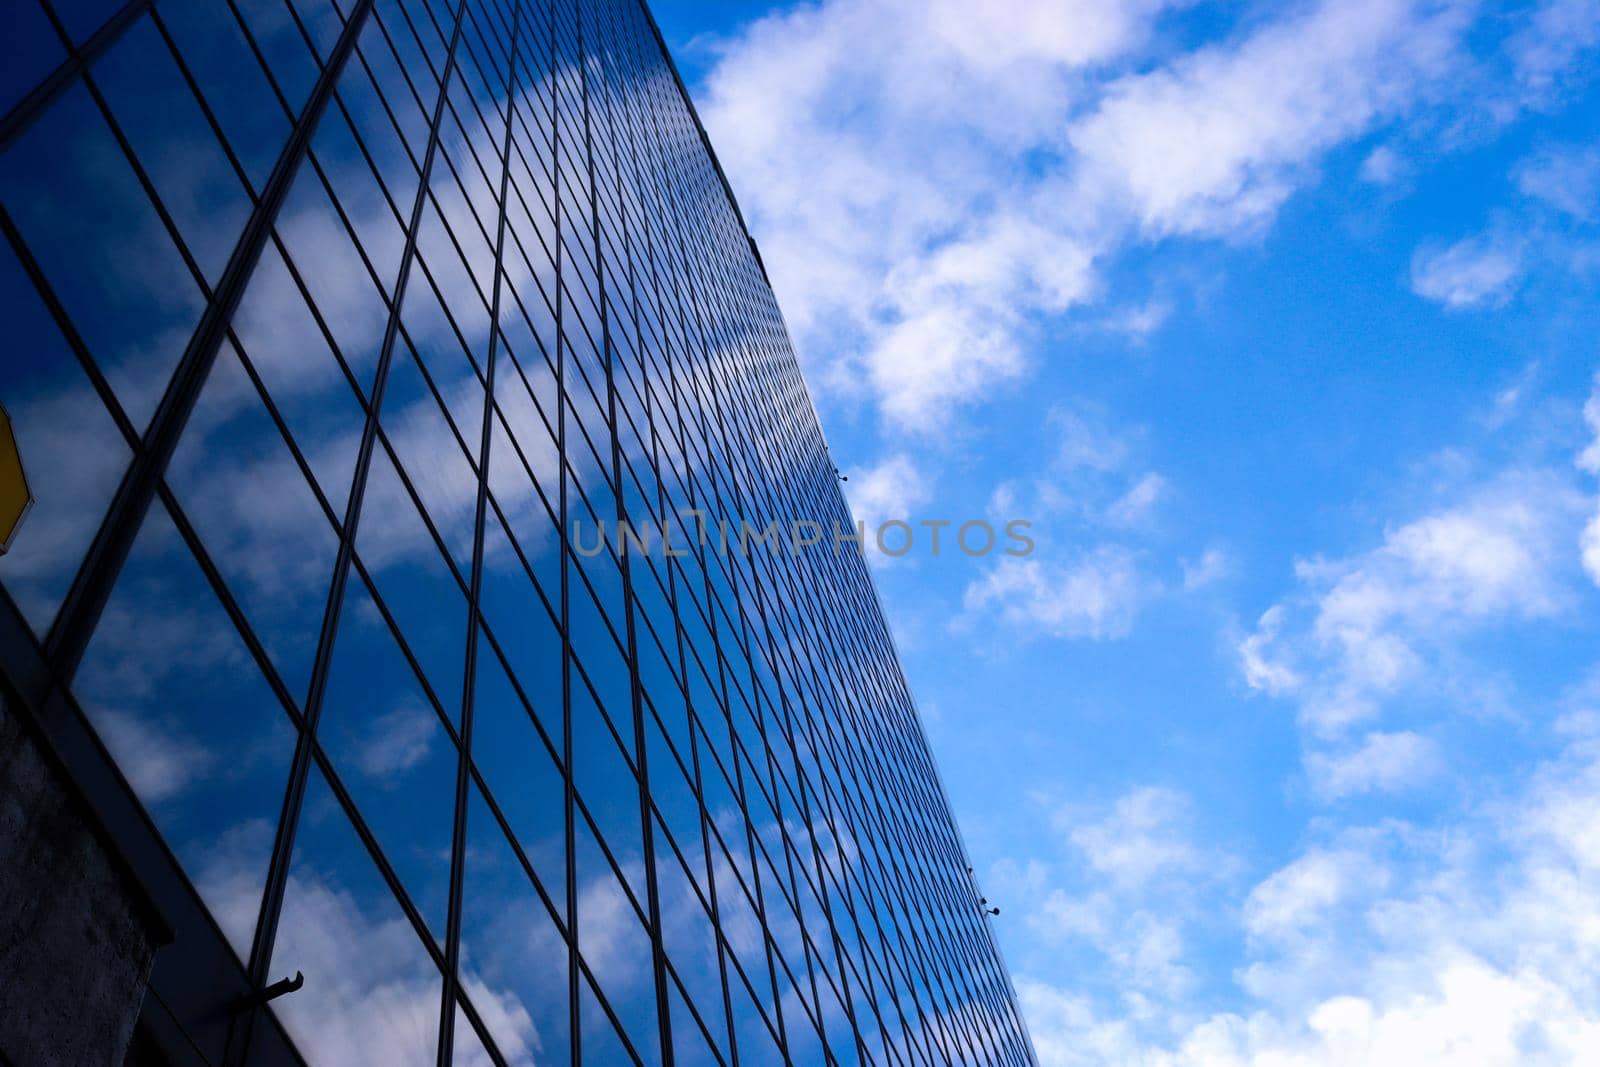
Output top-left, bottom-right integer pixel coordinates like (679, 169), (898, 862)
(0, 1), (1035, 1063)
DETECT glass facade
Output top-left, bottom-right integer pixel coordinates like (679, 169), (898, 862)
(0, 1), (1033, 1064)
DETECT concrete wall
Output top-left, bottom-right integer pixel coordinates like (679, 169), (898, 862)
(0, 694), (160, 1066)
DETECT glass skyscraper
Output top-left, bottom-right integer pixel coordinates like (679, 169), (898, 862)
(0, 1), (1034, 1064)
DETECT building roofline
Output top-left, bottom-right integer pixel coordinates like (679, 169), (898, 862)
(632, 0), (771, 285)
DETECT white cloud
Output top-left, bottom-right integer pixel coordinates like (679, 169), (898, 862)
(92, 707), (213, 805)
(842, 453), (933, 562)
(1065, 786), (1204, 889)
(1182, 547), (1231, 591)
(1305, 729), (1443, 798)
(1411, 233), (1525, 308)
(965, 548), (1148, 640)
(999, 786), (1225, 1008)
(1241, 471), (1582, 735)
(1580, 374), (1600, 586)
(1069, 0), (1469, 238)
(1360, 145), (1407, 185)
(1017, 733), (1600, 1066)
(698, 0), (1568, 431)
(1106, 472), (1166, 528)
(1517, 145), (1600, 220)
(1242, 846), (1390, 942)
(353, 701), (437, 783)
(1510, 0), (1600, 101)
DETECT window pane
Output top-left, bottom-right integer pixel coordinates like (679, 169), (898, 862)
(318, 569), (457, 936)
(0, 83), (205, 430)
(73, 499), (295, 958)
(269, 763), (443, 1065)
(0, 234), (132, 633)
(166, 341), (338, 702)
(93, 16), (253, 285)
(0, 2), (65, 117)
(458, 782), (569, 1066)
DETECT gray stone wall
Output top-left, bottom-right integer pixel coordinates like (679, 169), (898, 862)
(0, 694), (159, 1066)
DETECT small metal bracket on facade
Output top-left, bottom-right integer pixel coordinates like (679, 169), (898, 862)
(230, 971), (304, 1013)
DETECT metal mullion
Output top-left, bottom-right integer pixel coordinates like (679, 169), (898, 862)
(541, 0), (587, 1050)
(632, 747), (764, 1065)
(796, 644), (936, 1059)
(572, 947), (649, 1067)
(432, 91), (505, 254)
(233, 3), (469, 1045)
(266, 224), (394, 413)
(618, 98), (787, 1059)
(0, 0), (152, 150)
(323, 66), (426, 235)
(39, 28), (382, 1034)
(791, 545), (982, 1050)
(438, 0), (521, 1052)
(363, 0), (438, 131)
(494, 218), (560, 359)
(659, 953), (732, 1067)
(405, 242), (493, 385)
(758, 640), (906, 1065)
(483, 415), (565, 538)
(443, 7), (512, 153)
(485, 383), (562, 524)
(620, 60), (921, 1062)
(343, 30), (427, 181)
(636, 8), (985, 1062)
(418, 160), (499, 316)
(154, 483), (306, 730)
(742, 575), (908, 1067)
(604, 92), (747, 1064)
(389, 0), (449, 85)
(499, 167), (557, 298)
(0, 208), (141, 452)
(714, 268), (990, 1066)
(144, 8), (266, 204)
(753, 603), (924, 1063)
(653, 190), (803, 1067)
(452, 4), (509, 127)
(277, 0), (352, 73)
(35, 3), (214, 302)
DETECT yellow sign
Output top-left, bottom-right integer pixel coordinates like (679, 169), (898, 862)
(0, 405), (33, 555)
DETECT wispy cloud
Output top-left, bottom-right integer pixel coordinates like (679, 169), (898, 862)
(697, 0), (1593, 435)
(1241, 469), (1585, 736)
(1580, 374), (1600, 586)
(1411, 232), (1526, 308)
(965, 548), (1149, 641)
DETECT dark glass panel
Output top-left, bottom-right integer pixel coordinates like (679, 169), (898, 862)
(160, 0), (292, 193)
(167, 340), (338, 702)
(0, 3), (65, 117)
(269, 763), (443, 1064)
(318, 569), (457, 936)
(347, 425), (469, 712)
(458, 782), (570, 1066)
(375, 341), (478, 575)
(0, 83), (205, 430)
(230, 0), (323, 114)
(229, 241), (370, 510)
(47, 0), (125, 45)
(469, 622), (564, 913)
(575, 821), (661, 1066)
(273, 159), (391, 392)
(73, 500), (294, 958)
(93, 16), (253, 285)
(0, 235), (132, 633)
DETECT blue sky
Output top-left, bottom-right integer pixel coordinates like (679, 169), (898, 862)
(652, 0), (1600, 1061)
